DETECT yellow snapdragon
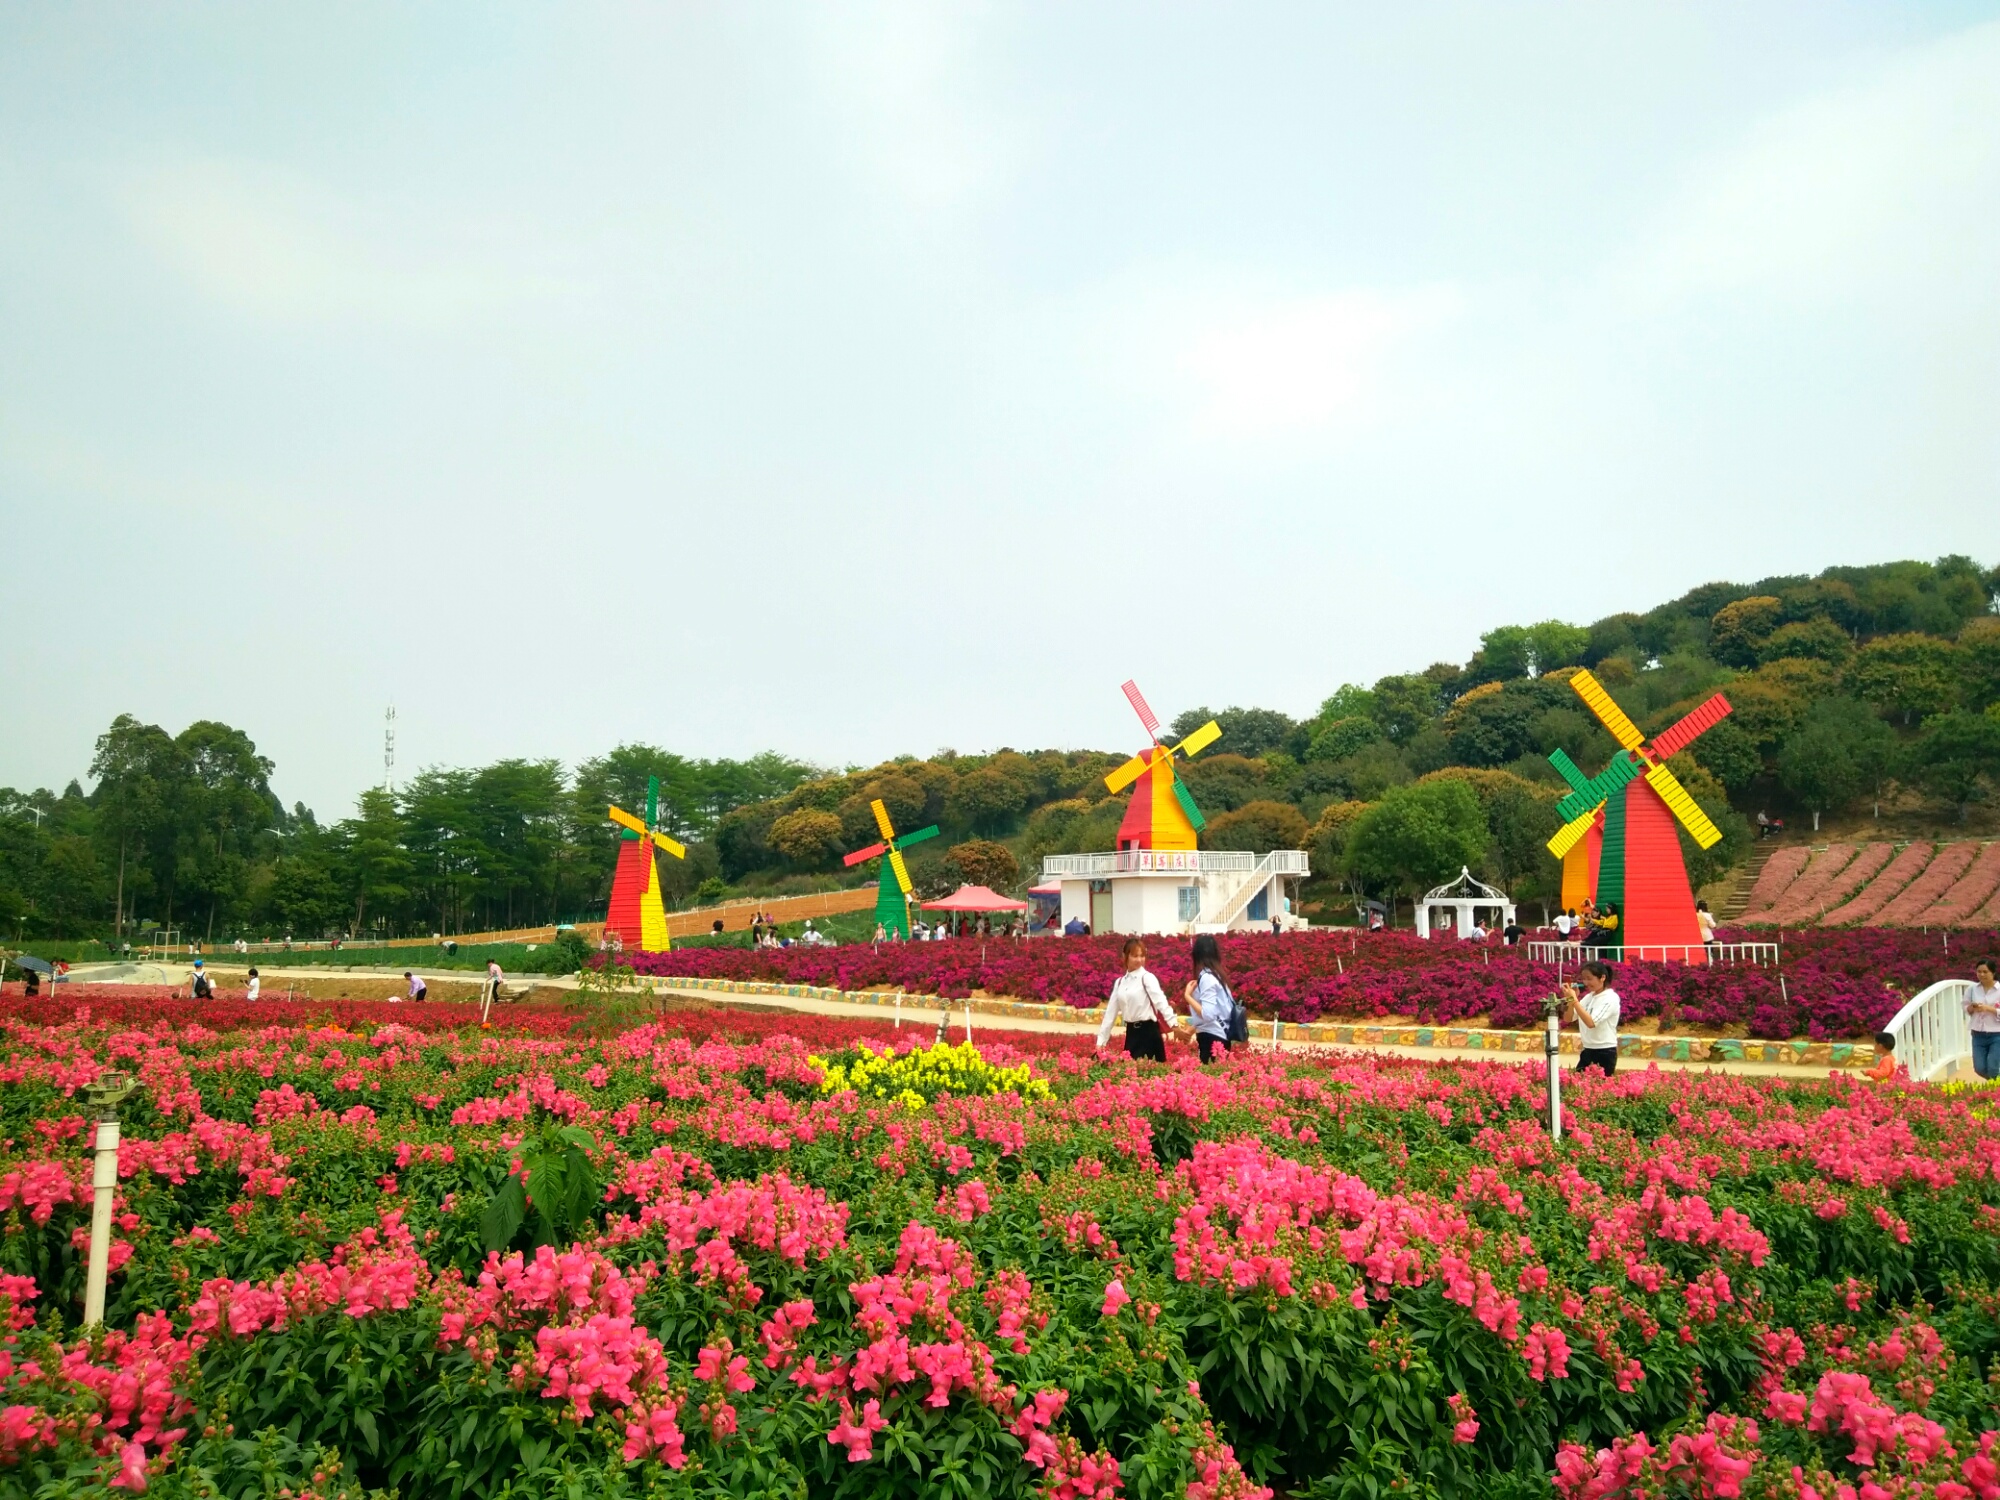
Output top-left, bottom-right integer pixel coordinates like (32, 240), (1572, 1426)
(809, 1040), (1052, 1105)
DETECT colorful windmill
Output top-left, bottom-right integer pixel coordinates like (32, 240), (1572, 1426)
(842, 798), (940, 938)
(1104, 680), (1222, 851)
(1544, 670), (1734, 956)
(605, 776), (686, 953)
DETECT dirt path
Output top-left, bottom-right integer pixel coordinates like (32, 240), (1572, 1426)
(71, 961), (1845, 1079)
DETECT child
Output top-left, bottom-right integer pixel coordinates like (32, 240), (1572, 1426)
(246, 967), (260, 1003)
(1865, 1030), (1906, 1084)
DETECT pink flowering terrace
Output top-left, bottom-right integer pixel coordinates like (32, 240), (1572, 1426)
(0, 1008), (1997, 1496)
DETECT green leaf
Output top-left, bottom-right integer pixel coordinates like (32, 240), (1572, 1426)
(355, 1408), (379, 1456)
(480, 1177), (527, 1251)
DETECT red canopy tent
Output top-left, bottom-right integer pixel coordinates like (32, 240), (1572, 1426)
(920, 885), (1029, 912)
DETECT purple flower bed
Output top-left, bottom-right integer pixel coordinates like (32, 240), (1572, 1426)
(614, 926), (2000, 1041)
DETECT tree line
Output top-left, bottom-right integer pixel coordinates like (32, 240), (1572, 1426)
(0, 727), (813, 942)
(6, 555), (1996, 940)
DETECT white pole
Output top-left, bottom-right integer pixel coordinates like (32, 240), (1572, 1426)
(83, 1115), (121, 1325)
(1271, 1015), (1281, 1050)
(1545, 1009), (1563, 1142)
(963, 1000), (972, 1044)
(895, 990), (902, 1030)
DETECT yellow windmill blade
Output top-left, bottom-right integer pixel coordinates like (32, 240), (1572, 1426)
(1104, 752), (1151, 795)
(871, 798), (897, 842)
(608, 804), (648, 837)
(1568, 670), (1645, 753)
(888, 848), (913, 895)
(650, 829), (687, 860)
(1547, 803), (1603, 860)
(1175, 719), (1222, 759)
(1643, 762), (1724, 849)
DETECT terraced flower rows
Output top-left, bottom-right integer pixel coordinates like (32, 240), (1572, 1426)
(1742, 840), (2000, 928)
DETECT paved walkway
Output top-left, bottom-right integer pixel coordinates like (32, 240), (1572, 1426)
(64, 961), (1844, 1080)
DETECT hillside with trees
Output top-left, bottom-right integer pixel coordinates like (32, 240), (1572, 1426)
(4, 555), (1996, 941)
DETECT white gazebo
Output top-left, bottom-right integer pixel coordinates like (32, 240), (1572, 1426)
(1414, 867), (1515, 940)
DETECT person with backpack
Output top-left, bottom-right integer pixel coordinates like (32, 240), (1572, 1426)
(1183, 933), (1243, 1064)
(190, 960), (213, 1001)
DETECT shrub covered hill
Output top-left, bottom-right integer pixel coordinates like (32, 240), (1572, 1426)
(6, 555), (1997, 942)
(716, 555), (2000, 915)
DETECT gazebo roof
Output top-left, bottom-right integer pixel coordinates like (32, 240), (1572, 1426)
(1421, 866), (1509, 903)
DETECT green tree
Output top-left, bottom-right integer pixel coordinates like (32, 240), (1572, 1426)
(1170, 706), (1299, 759)
(1907, 711), (2000, 821)
(336, 788), (413, 937)
(1845, 633), (1966, 724)
(1368, 675), (1440, 742)
(1756, 617), (1854, 667)
(173, 720), (281, 942)
(1689, 719), (1762, 791)
(1206, 800), (1309, 854)
(1775, 698), (1895, 831)
(943, 839), (1019, 892)
(1959, 617), (2000, 712)
(1709, 596), (1785, 667)
(1305, 717), (1382, 764)
(768, 808), (845, 867)
(1343, 780), (1488, 903)
(87, 715), (183, 941)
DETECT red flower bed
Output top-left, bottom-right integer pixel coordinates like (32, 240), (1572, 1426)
(618, 928), (1998, 1040)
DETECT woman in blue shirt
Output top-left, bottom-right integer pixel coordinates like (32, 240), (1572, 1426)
(1183, 933), (1235, 1064)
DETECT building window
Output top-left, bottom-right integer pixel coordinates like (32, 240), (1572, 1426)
(1178, 886), (1201, 921)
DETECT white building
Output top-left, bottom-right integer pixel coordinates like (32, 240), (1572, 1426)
(1041, 849), (1311, 936)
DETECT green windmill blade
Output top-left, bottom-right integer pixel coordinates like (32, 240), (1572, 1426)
(1548, 748), (1594, 799)
(893, 824), (941, 851)
(1170, 770), (1207, 832)
(1556, 752), (1642, 825)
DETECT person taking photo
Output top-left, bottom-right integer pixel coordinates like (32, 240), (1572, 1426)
(1557, 960), (1621, 1075)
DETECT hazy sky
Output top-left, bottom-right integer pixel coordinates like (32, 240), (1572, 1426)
(4, 3), (1998, 819)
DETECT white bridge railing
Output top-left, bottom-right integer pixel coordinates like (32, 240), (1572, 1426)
(1884, 979), (1974, 1082)
(1522, 941), (1780, 966)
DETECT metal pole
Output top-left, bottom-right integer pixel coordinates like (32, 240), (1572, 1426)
(963, 1000), (972, 1044)
(895, 990), (902, 1030)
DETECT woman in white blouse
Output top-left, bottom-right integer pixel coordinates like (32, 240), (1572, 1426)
(1095, 937), (1180, 1061)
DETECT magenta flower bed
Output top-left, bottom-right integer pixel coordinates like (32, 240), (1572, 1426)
(616, 927), (2000, 1041)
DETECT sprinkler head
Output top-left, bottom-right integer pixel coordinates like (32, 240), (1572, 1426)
(83, 1072), (141, 1120)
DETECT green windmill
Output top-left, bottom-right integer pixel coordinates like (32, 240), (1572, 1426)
(841, 798), (940, 939)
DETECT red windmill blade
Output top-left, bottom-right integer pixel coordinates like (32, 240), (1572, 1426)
(1648, 692), (1733, 760)
(1121, 679), (1162, 742)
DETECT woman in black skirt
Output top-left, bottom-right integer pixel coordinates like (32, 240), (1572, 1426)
(1094, 937), (1179, 1061)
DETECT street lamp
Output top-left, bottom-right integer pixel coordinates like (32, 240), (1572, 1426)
(80, 1072), (141, 1326)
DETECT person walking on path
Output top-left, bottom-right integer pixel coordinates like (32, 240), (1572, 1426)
(1182, 933), (1236, 1064)
(1696, 901), (1717, 947)
(1964, 959), (2000, 1080)
(1094, 938), (1179, 1062)
(1558, 960), (1621, 1076)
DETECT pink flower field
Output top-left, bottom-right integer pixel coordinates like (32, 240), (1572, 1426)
(1, 1003), (1997, 1497)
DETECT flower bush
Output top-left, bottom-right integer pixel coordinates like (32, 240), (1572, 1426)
(812, 1040), (1054, 1109)
(619, 927), (2000, 1040)
(0, 1006), (1997, 1497)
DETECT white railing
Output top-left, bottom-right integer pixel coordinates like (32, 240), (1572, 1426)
(1522, 941), (1780, 967)
(1884, 979), (1974, 1083)
(1041, 850), (1309, 878)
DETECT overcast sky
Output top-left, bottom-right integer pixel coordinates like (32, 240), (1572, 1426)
(3, 3), (1997, 818)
